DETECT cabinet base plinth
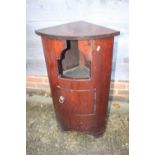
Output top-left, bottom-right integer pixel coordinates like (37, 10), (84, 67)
(56, 113), (108, 137)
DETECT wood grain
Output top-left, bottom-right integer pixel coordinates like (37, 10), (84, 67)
(37, 21), (119, 136)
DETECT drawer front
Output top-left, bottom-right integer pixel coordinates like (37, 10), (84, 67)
(56, 86), (96, 115)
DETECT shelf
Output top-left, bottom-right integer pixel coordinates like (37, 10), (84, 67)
(63, 65), (90, 78)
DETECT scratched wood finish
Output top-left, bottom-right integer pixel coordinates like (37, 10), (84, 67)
(36, 21), (119, 136)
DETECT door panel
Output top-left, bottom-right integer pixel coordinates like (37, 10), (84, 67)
(56, 86), (96, 115)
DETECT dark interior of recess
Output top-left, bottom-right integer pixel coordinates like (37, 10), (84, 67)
(57, 40), (91, 79)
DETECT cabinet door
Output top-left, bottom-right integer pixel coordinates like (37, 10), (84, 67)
(56, 86), (96, 115)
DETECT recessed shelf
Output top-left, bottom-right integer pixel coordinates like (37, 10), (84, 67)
(63, 65), (90, 78)
(57, 40), (91, 79)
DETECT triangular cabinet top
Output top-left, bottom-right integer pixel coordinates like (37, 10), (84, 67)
(35, 21), (120, 40)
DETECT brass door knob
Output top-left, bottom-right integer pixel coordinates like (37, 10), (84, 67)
(59, 96), (65, 104)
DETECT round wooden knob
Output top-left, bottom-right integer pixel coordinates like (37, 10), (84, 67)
(59, 96), (65, 104)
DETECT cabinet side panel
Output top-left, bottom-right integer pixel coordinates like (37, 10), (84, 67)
(41, 37), (54, 94)
(41, 37), (65, 122)
(93, 37), (114, 129)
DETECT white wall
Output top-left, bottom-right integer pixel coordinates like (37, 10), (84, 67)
(26, 0), (128, 81)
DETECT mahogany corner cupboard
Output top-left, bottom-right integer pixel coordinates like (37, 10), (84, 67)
(35, 21), (120, 136)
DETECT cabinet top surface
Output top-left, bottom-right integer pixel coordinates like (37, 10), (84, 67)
(35, 21), (120, 40)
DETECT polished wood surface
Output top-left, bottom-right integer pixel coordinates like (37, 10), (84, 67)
(36, 21), (120, 40)
(40, 37), (114, 136)
(36, 21), (119, 136)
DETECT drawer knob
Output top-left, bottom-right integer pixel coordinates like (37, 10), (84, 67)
(59, 96), (65, 104)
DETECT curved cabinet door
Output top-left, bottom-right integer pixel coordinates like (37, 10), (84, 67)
(56, 86), (96, 115)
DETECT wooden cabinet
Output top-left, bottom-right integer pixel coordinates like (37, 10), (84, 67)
(36, 21), (120, 136)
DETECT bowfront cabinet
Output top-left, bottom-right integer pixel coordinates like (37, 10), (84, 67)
(36, 21), (120, 136)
